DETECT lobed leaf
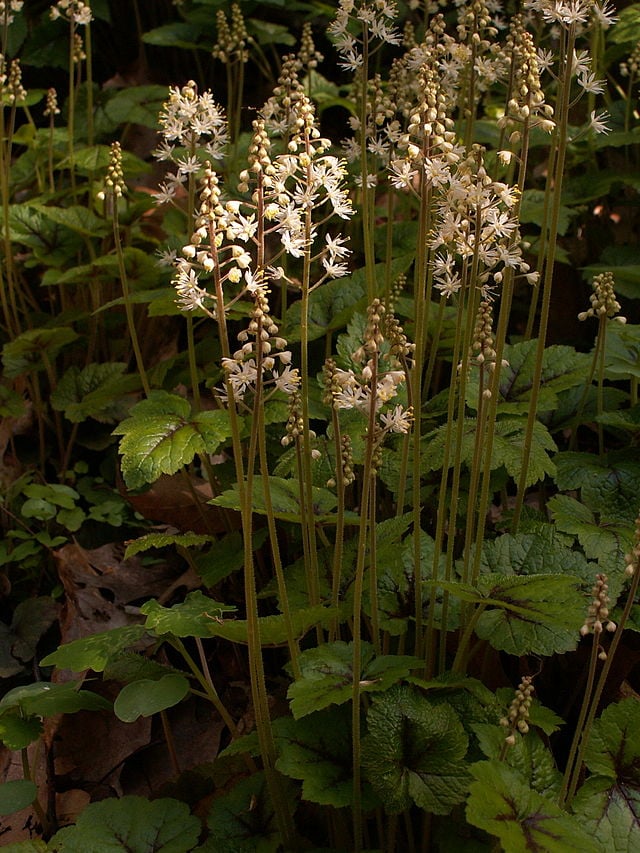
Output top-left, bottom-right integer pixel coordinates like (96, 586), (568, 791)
(40, 624), (147, 672)
(362, 684), (470, 815)
(140, 591), (236, 638)
(466, 761), (600, 853)
(287, 641), (423, 719)
(48, 795), (200, 853)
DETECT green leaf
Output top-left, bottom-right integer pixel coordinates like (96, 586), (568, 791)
(548, 494), (634, 566)
(114, 392), (232, 490)
(283, 255), (413, 344)
(474, 573), (584, 656)
(583, 698), (640, 781)
(2, 327), (79, 378)
(48, 795), (201, 853)
(124, 532), (215, 559)
(362, 684), (470, 815)
(9, 201), (84, 267)
(287, 641), (423, 719)
(208, 605), (339, 646)
(100, 85), (168, 130)
(480, 531), (591, 581)
(140, 591), (236, 639)
(0, 780), (38, 816)
(69, 145), (149, 177)
(40, 625), (147, 672)
(466, 761), (601, 853)
(554, 452), (640, 526)
(51, 362), (137, 423)
(604, 323), (640, 380)
(210, 475), (344, 523)
(31, 203), (109, 238)
(3, 596), (58, 670)
(114, 674), (191, 722)
(204, 772), (283, 852)
(274, 706), (375, 809)
(104, 652), (181, 685)
(572, 776), (640, 852)
(610, 4), (640, 44)
(142, 22), (204, 49)
(2, 842), (47, 853)
(424, 417), (557, 487)
(468, 340), (590, 414)
(0, 682), (111, 718)
(520, 189), (577, 236)
(472, 725), (563, 797)
(0, 714), (43, 749)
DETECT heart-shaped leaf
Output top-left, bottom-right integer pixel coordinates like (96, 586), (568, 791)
(362, 684), (470, 815)
(114, 391), (231, 490)
(467, 760), (600, 852)
(49, 795), (200, 852)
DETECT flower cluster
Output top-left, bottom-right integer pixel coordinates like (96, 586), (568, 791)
(212, 3), (251, 64)
(0, 0), (22, 27)
(326, 300), (413, 436)
(0, 55), (26, 104)
(50, 0), (93, 25)
(257, 95), (353, 264)
(578, 271), (626, 323)
(499, 17), (555, 140)
(97, 141), (125, 211)
(221, 284), (299, 405)
(580, 574), (616, 655)
(429, 147), (537, 299)
(524, 0), (617, 31)
(153, 82), (228, 205)
(43, 87), (60, 118)
(624, 513), (640, 578)
(500, 675), (534, 746)
(328, 0), (402, 73)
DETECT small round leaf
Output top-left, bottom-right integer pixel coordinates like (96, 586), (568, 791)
(114, 674), (190, 722)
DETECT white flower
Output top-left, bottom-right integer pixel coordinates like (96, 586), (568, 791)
(380, 405), (413, 434)
(588, 110), (611, 135)
(325, 233), (351, 259)
(577, 71), (605, 94)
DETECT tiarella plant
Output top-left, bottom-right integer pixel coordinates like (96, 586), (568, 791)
(1, 1), (640, 852)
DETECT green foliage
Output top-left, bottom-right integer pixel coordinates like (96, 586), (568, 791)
(51, 363), (137, 423)
(2, 327), (79, 378)
(114, 674), (191, 722)
(473, 725), (563, 797)
(140, 591), (236, 638)
(2, 0), (640, 846)
(203, 773), (283, 852)
(0, 596), (58, 678)
(425, 417), (557, 487)
(437, 573), (584, 655)
(361, 685), (470, 815)
(211, 475), (350, 522)
(49, 796), (201, 853)
(274, 706), (374, 808)
(0, 780), (38, 816)
(114, 392), (232, 490)
(287, 641), (423, 719)
(40, 625), (147, 672)
(466, 761), (601, 853)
